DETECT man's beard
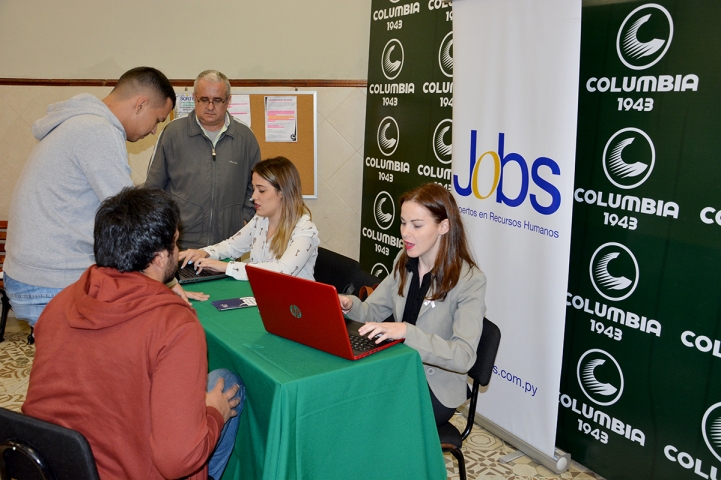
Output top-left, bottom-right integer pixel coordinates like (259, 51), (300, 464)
(163, 259), (178, 285)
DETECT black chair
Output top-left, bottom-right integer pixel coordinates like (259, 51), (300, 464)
(348, 268), (382, 298)
(438, 317), (501, 480)
(0, 407), (100, 480)
(0, 220), (11, 343)
(314, 247), (361, 294)
(314, 248), (387, 320)
(0, 289), (9, 344)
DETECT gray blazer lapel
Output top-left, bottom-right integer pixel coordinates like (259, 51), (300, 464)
(417, 299), (435, 320)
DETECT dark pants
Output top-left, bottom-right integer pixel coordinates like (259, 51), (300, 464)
(429, 385), (457, 426)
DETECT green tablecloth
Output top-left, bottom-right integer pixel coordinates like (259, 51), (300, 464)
(186, 278), (446, 480)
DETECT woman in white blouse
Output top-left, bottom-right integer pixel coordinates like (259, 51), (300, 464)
(180, 156), (319, 281)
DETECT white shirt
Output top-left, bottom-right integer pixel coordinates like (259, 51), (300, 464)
(202, 214), (318, 281)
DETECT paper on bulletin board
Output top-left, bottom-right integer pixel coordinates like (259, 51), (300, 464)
(228, 94), (251, 128)
(175, 94), (195, 118)
(264, 96), (297, 142)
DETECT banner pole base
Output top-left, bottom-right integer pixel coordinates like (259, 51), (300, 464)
(457, 406), (571, 474)
(498, 450), (526, 463)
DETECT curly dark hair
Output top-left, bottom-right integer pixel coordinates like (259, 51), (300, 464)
(94, 187), (179, 272)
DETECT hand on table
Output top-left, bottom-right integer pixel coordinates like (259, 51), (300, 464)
(170, 283), (209, 306)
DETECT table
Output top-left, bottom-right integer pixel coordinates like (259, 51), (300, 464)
(186, 278), (447, 480)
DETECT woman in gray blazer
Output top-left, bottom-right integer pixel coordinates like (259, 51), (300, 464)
(340, 183), (487, 426)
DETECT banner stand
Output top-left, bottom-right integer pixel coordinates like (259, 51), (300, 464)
(458, 406), (571, 474)
(453, 0), (581, 468)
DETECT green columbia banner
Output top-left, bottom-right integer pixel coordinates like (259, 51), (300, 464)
(359, 0), (454, 276)
(557, 2), (721, 479)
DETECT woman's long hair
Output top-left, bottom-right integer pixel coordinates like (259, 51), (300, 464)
(253, 157), (311, 258)
(393, 183), (477, 301)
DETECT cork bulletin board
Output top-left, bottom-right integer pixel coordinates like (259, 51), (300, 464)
(247, 91), (317, 198)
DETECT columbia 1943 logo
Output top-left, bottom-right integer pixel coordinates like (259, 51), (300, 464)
(371, 262), (390, 279)
(577, 349), (625, 406)
(373, 191), (395, 231)
(433, 119), (453, 164)
(703, 403), (721, 463)
(590, 242), (639, 302)
(382, 39), (404, 80)
(617, 3), (673, 70)
(664, 403), (721, 476)
(602, 127), (655, 189)
(377, 116), (399, 157)
(438, 31), (453, 77)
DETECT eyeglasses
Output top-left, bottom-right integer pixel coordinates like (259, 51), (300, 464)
(195, 97), (228, 106)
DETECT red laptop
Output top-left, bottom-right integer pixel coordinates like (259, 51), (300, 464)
(245, 265), (402, 360)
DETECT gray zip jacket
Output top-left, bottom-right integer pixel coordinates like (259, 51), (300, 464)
(146, 112), (260, 249)
(4, 94), (132, 288)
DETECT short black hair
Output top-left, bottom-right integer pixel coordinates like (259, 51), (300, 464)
(115, 67), (176, 109)
(94, 187), (179, 272)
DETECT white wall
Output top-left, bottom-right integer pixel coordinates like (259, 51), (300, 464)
(0, 0), (371, 80)
(0, 1), (371, 261)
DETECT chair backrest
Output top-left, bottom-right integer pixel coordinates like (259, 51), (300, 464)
(348, 268), (382, 298)
(0, 220), (6, 286)
(314, 247), (361, 294)
(0, 407), (100, 480)
(468, 318), (502, 387)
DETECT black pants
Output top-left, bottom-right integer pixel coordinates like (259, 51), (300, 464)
(429, 385), (457, 426)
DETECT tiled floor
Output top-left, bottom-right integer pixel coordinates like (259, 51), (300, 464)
(0, 318), (33, 412)
(0, 316), (604, 479)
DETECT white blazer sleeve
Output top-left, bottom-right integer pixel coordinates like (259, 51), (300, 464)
(242, 216), (319, 278)
(201, 216), (259, 260)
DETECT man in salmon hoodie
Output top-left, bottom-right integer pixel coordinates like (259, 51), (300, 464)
(23, 186), (244, 480)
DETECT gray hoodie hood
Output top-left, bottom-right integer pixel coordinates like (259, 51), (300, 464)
(32, 93), (126, 141)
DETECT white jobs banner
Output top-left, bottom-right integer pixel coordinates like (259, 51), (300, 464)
(452, 0), (581, 457)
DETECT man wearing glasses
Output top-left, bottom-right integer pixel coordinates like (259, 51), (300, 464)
(146, 70), (260, 249)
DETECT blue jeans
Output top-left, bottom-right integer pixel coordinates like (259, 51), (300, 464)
(207, 369), (245, 480)
(3, 274), (63, 327)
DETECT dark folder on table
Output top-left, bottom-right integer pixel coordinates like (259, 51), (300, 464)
(246, 265), (402, 360)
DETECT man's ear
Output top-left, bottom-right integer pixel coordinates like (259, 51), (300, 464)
(149, 250), (167, 270)
(134, 95), (150, 115)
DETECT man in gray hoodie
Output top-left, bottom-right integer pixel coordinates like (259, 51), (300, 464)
(3, 67), (178, 330)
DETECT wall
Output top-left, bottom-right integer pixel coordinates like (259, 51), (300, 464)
(0, 85), (366, 260)
(0, 1), (371, 80)
(0, 0), (372, 261)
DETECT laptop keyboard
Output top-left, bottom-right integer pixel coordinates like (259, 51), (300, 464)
(177, 264), (222, 280)
(349, 333), (394, 353)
